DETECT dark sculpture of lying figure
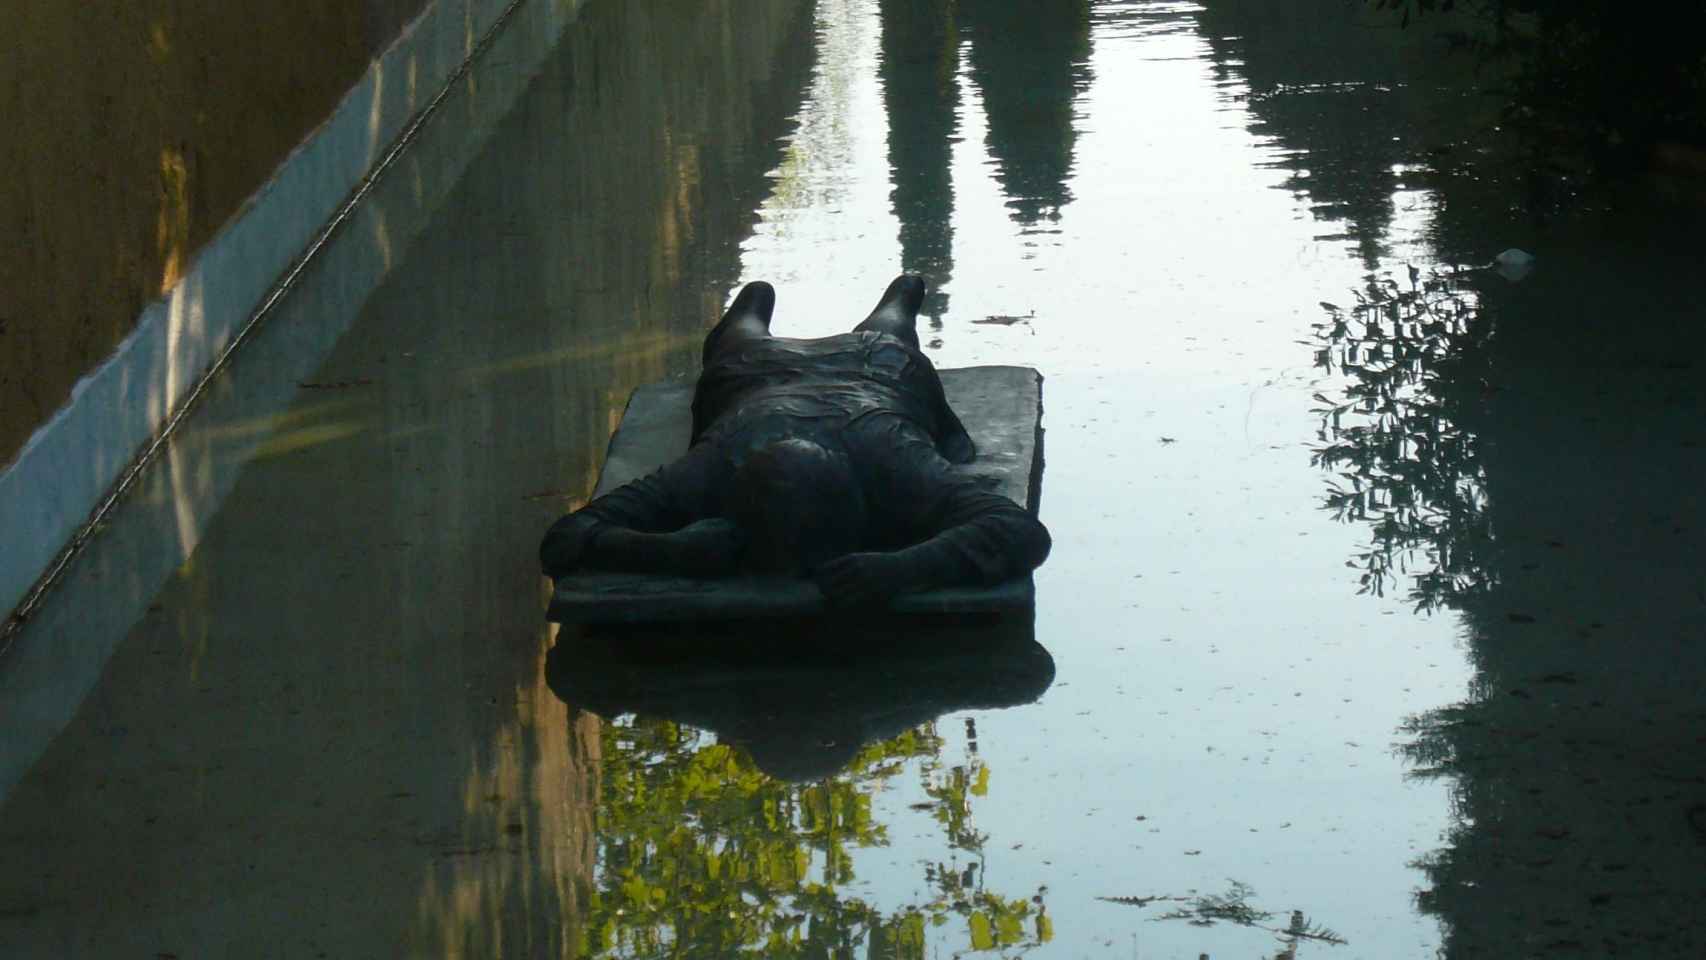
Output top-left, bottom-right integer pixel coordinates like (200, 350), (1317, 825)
(539, 275), (1051, 606)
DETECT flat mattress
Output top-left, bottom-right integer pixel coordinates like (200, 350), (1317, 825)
(547, 365), (1043, 623)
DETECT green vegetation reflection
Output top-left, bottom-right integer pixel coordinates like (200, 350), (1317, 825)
(585, 717), (1051, 959)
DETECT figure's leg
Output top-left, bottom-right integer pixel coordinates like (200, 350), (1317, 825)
(861, 275), (974, 462)
(854, 274), (926, 350)
(702, 280), (776, 366)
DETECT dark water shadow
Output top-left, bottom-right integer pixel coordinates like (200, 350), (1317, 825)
(1162, 3), (1706, 954)
(548, 613), (1054, 782)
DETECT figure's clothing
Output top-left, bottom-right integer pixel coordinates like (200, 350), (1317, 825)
(689, 330), (963, 448)
(542, 330), (1049, 586)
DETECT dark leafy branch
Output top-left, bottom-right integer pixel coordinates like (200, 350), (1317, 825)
(1309, 267), (1497, 612)
(1099, 881), (1347, 952)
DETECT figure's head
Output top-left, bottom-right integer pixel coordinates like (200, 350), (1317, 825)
(728, 437), (868, 575)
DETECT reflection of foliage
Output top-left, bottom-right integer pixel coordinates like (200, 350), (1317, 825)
(1266, 909), (1349, 960)
(1151, 880), (1270, 927)
(915, 737), (1053, 956)
(1310, 269), (1497, 612)
(1099, 881), (1347, 954)
(586, 717), (1051, 958)
(921, 756), (990, 855)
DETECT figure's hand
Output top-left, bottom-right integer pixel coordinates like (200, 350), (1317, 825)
(540, 525), (585, 578)
(812, 551), (915, 608)
(661, 518), (746, 577)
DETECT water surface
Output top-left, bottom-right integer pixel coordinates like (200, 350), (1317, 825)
(3, 0), (1703, 957)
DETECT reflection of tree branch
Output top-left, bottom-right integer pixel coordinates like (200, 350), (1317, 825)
(1310, 268), (1496, 612)
(920, 755), (991, 855)
(914, 751), (1053, 956)
(589, 717), (1052, 957)
(1099, 881), (1347, 953)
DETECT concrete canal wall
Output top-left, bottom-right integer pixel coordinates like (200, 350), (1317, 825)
(1, 2), (434, 465)
(0, 0), (532, 623)
(0, 0), (816, 950)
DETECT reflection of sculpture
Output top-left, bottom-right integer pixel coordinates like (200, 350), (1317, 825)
(540, 276), (1051, 605)
(548, 615), (1053, 781)
(548, 616), (1058, 955)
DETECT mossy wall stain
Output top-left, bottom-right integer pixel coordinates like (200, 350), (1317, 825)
(0, 1), (430, 467)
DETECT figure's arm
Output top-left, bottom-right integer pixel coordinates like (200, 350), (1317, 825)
(897, 484), (1050, 579)
(814, 428), (1048, 604)
(539, 447), (741, 578)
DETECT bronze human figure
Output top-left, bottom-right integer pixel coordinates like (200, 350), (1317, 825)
(539, 275), (1050, 606)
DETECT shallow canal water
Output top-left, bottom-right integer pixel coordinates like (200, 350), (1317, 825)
(4, 0), (1703, 957)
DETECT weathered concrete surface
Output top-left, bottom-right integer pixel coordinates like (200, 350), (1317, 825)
(0, 0), (531, 623)
(0, 0), (431, 466)
(549, 365), (1044, 622)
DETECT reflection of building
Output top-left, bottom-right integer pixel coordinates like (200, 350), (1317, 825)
(0, 0), (816, 954)
(877, 0), (1091, 322)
